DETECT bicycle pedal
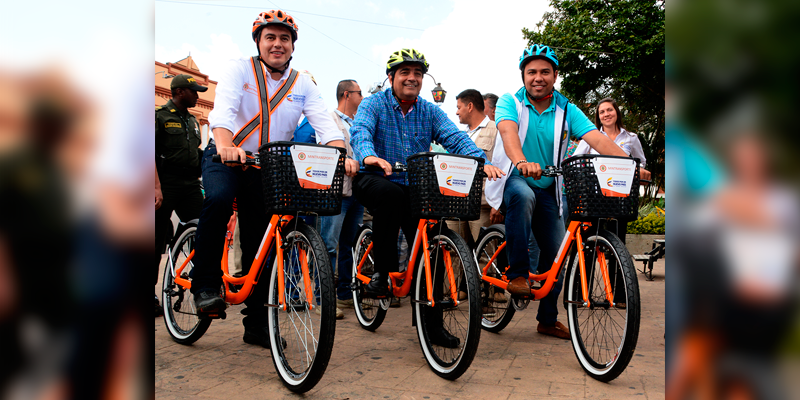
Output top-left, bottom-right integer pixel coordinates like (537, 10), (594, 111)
(199, 311), (227, 320)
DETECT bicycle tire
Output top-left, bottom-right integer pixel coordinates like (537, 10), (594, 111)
(414, 225), (481, 380)
(565, 229), (640, 382)
(162, 222), (211, 345)
(351, 222), (389, 331)
(266, 218), (336, 393)
(473, 225), (515, 333)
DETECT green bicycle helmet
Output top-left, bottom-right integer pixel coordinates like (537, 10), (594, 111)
(386, 48), (429, 75)
(519, 44), (559, 70)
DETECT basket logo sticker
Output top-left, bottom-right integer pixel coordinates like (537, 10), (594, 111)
(289, 145), (340, 190)
(592, 157), (636, 198)
(433, 155), (477, 197)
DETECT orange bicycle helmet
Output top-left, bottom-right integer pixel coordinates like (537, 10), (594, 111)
(252, 10), (299, 42)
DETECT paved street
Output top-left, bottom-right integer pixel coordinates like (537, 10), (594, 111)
(156, 258), (665, 399)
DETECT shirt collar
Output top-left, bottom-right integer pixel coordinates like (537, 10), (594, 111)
(466, 116), (490, 135)
(518, 87), (560, 113)
(165, 99), (189, 117)
(260, 63), (291, 83)
(600, 127), (633, 137)
(387, 88), (417, 114)
(335, 109), (354, 125)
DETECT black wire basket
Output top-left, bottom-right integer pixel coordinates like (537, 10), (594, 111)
(259, 141), (346, 216)
(562, 154), (640, 222)
(406, 152), (485, 221)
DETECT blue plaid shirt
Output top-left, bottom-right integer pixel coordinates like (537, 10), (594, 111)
(351, 88), (490, 184)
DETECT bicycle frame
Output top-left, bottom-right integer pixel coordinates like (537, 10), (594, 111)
(479, 220), (615, 306)
(169, 213), (317, 311)
(354, 218), (460, 307)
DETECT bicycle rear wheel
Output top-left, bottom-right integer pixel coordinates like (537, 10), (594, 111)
(414, 225), (481, 380)
(565, 229), (640, 382)
(473, 225), (515, 333)
(351, 222), (389, 331)
(266, 219), (335, 393)
(162, 222), (211, 344)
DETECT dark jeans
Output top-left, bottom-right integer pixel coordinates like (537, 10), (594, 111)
(191, 143), (271, 325)
(155, 175), (202, 285)
(503, 174), (566, 326)
(318, 196), (364, 300)
(352, 174), (416, 276)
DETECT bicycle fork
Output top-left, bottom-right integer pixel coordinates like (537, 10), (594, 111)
(275, 216), (315, 311)
(573, 222), (615, 308)
(421, 220), (459, 308)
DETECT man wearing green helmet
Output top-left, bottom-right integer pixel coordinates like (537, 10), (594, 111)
(350, 48), (504, 347)
(485, 44), (628, 339)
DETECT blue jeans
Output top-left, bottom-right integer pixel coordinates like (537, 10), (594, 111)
(318, 196), (364, 300)
(191, 143), (271, 324)
(503, 174), (566, 326)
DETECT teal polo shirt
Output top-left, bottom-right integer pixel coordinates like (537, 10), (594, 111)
(495, 88), (596, 188)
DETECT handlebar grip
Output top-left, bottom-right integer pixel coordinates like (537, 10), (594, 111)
(362, 165), (384, 172)
(212, 154), (251, 164)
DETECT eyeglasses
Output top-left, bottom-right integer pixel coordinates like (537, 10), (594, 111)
(345, 90), (362, 97)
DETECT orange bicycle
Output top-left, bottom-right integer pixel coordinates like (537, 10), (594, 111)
(350, 152), (485, 380)
(161, 141), (345, 393)
(474, 154), (642, 382)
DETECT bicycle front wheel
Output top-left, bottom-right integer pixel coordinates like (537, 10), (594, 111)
(351, 222), (389, 331)
(414, 225), (481, 380)
(473, 225), (515, 333)
(266, 219), (336, 393)
(565, 229), (640, 382)
(162, 222), (211, 344)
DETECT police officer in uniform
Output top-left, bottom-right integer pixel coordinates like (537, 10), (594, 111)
(155, 74), (207, 316)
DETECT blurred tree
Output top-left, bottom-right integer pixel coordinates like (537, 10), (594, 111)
(524, 0), (665, 204)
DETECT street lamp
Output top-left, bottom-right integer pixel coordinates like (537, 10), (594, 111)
(427, 74), (446, 105)
(369, 77), (388, 95)
(155, 71), (175, 79)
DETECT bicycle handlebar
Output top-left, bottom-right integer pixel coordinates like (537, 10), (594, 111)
(360, 162), (408, 173)
(541, 165), (562, 178)
(211, 151), (260, 166)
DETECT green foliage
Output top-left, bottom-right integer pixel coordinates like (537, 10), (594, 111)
(524, 0), (665, 204)
(627, 211), (665, 234)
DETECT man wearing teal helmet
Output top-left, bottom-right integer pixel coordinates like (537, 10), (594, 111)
(485, 44), (628, 339)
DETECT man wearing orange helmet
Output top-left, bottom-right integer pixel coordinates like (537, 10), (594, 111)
(190, 10), (357, 348)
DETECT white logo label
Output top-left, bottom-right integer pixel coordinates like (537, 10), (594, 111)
(433, 155), (478, 197)
(289, 145), (339, 189)
(592, 157), (636, 197)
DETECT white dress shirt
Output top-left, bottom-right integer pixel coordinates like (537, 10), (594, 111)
(208, 57), (343, 154)
(572, 127), (647, 167)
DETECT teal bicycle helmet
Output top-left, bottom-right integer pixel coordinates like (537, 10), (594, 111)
(519, 44), (559, 70)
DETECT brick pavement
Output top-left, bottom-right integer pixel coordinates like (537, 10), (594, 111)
(156, 258), (665, 399)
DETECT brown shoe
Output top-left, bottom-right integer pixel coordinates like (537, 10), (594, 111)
(506, 277), (531, 296)
(537, 322), (570, 340)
